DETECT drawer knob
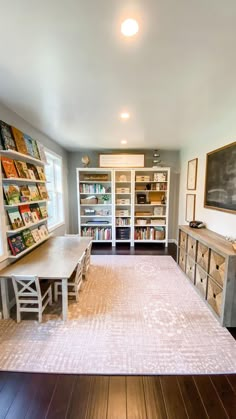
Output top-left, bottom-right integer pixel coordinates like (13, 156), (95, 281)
(201, 278), (203, 283)
(202, 253), (204, 257)
(213, 293), (216, 299)
(216, 264), (219, 270)
(191, 245), (193, 249)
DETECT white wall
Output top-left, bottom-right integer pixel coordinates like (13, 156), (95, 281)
(0, 102), (69, 270)
(179, 138), (236, 238)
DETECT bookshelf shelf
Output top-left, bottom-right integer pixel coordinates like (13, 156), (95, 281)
(2, 177), (46, 184)
(4, 199), (48, 208)
(8, 234), (53, 259)
(0, 150), (45, 166)
(6, 218), (49, 235)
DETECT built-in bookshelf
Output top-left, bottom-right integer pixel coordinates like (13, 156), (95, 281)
(0, 120), (50, 259)
(77, 168), (170, 246)
(77, 169), (113, 242)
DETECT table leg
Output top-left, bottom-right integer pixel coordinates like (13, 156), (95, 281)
(1, 278), (10, 319)
(61, 278), (68, 321)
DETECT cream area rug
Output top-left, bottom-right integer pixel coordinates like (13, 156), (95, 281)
(0, 255), (236, 375)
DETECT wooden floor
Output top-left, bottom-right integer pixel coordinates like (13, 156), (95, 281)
(0, 243), (235, 418)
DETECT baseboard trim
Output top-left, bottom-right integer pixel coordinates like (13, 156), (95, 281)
(168, 239), (177, 245)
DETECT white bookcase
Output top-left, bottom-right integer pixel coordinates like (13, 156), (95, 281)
(77, 167), (170, 246)
(0, 149), (50, 259)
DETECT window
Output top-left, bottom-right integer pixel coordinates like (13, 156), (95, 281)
(45, 150), (64, 230)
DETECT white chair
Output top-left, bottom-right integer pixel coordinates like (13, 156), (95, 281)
(54, 252), (85, 303)
(11, 275), (53, 323)
(83, 241), (92, 280)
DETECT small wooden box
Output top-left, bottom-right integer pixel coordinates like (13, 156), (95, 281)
(209, 250), (225, 287)
(116, 199), (130, 205)
(207, 277), (223, 317)
(195, 265), (207, 298)
(116, 210), (129, 217)
(116, 188), (130, 194)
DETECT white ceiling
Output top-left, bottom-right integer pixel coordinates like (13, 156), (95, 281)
(0, 0), (236, 151)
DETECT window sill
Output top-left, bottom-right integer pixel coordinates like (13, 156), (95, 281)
(48, 221), (65, 233)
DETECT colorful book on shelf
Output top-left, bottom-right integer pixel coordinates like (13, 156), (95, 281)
(31, 139), (41, 160)
(14, 160), (29, 179)
(29, 203), (42, 221)
(26, 163), (40, 180)
(38, 202), (48, 218)
(7, 208), (24, 230)
(19, 204), (34, 225)
(38, 224), (48, 238)
(0, 121), (17, 151)
(23, 134), (35, 158)
(37, 184), (49, 199)
(8, 233), (26, 255)
(36, 166), (46, 181)
(37, 142), (47, 163)
(31, 228), (41, 243)
(22, 228), (35, 247)
(27, 184), (41, 201)
(11, 126), (28, 155)
(3, 184), (21, 205)
(1, 157), (19, 178)
(19, 185), (31, 202)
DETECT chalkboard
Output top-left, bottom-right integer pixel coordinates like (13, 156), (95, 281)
(204, 142), (236, 213)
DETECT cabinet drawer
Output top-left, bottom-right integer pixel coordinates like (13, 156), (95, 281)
(178, 248), (186, 272)
(186, 256), (195, 283)
(197, 243), (209, 271)
(209, 251), (225, 287)
(179, 230), (187, 251)
(207, 277), (223, 317)
(187, 236), (197, 259)
(195, 265), (207, 298)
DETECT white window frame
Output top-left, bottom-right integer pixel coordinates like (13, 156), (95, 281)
(45, 148), (65, 232)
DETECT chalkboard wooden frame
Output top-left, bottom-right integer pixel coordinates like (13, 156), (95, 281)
(204, 142), (236, 214)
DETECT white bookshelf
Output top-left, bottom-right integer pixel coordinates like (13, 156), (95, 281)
(77, 167), (170, 247)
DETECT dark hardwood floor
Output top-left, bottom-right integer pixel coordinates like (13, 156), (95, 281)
(0, 243), (235, 418)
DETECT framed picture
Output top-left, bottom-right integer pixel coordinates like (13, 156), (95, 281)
(187, 158), (198, 190)
(185, 194), (196, 222)
(204, 142), (236, 213)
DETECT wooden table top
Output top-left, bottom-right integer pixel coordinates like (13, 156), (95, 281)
(0, 236), (93, 279)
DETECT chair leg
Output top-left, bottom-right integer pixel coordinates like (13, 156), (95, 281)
(49, 287), (53, 306)
(38, 311), (42, 323)
(16, 305), (21, 323)
(54, 283), (59, 302)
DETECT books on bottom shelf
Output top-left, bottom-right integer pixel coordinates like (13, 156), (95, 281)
(134, 226), (165, 240)
(8, 224), (49, 256)
(81, 226), (112, 241)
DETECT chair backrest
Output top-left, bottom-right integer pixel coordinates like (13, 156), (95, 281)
(12, 275), (41, 301)
(74, 256), (84, 286)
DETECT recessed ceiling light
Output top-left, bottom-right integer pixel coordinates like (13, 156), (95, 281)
(121, 139), (127, 145)
(121, 19), (139, 37)
(120, 112), (130, 120)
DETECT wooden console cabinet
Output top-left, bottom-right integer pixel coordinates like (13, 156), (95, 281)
(178, 225), (236, 327)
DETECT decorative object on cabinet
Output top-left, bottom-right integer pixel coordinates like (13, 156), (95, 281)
(204, 142), (236, 214)
(81, 155), (90, 167)
(187, 158), (198, 190)
(178, 225), (236, 326)
(185, 194), (196, 222)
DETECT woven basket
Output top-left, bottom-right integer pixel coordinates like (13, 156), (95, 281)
(81, 197), (98, 204)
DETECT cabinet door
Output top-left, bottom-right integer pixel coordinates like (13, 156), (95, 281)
(187, 236), (197, 260)
(197, 242), (209, 271)
(186, 256), (195, 283)
(195, 265), (207, 298)
(178, 248), (186, 272)
(207, 277), (223, 317)
(179, 230), (187, 251)
(209, 251), (225, 287)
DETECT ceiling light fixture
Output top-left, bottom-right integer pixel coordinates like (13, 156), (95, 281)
(121, 139), (127, 145)
(121, 19), (139, 37)
(120, 112), (130, 120)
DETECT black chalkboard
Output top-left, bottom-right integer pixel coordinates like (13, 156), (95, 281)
(204, 142), (236, 213)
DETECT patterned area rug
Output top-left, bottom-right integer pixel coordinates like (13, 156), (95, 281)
(0, 255), (236, 374)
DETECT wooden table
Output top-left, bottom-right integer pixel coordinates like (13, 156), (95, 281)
(0, 236), (92, 321)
